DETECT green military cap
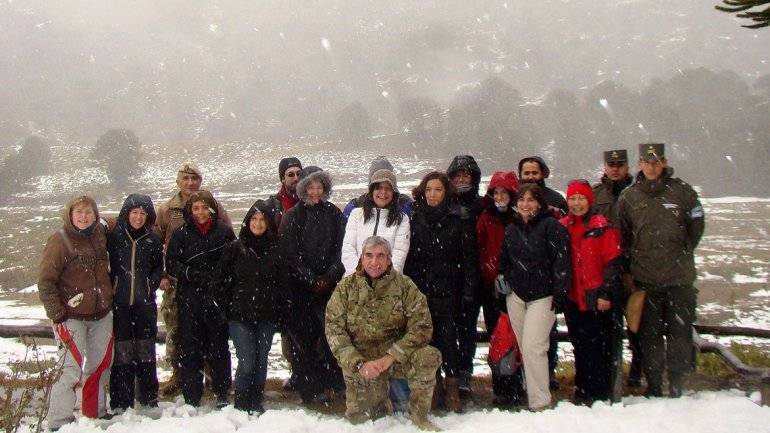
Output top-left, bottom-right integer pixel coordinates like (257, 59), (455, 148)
(638, 143), (665, 160)
(603, 149), (628, 163)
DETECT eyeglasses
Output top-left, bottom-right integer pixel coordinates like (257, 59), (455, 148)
(285, 172), (299, 178)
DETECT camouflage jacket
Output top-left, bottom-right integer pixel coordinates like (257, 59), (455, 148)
(325, 269), (433, 372)
(616, 167), (705, 289)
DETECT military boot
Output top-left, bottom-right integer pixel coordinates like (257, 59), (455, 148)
(159, 369), (183, 397)
(444, 377), (462, 412)
(430, 373), (444, 410)
(411, 381), (442, 431)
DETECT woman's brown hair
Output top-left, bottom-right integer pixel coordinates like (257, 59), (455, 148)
(411, 171), (457, 205)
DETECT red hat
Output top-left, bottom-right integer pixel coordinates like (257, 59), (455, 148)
(566, 179), (594, 207)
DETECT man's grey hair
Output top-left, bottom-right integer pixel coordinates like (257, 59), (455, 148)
(361, 236), (392, 255)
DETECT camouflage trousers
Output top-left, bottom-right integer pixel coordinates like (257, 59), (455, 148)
(160, 285), (180, 371)
(343, 346), (441, 425)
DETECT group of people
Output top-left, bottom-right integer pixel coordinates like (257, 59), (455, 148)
(38, 142), (704, 431)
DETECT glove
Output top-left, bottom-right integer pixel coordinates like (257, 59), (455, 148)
(311, 275), (334, 295)
(53, 312), (68, 324)
(495, 274), (512, 295)
(461, 294), (477, 310)
(551, 296), (565, 314)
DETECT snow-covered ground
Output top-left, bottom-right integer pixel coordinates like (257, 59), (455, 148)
(14, 390), (770, 433)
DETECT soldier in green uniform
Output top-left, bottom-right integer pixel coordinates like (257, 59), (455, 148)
(326, 236), (442, 431)
(593, 149), (633, 223)
(592, 149), (643, 389)
(616, 143), (705, 398)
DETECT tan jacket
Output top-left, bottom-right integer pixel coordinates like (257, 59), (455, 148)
(38, 196), (112, 322)
(154, 190), (231, 248)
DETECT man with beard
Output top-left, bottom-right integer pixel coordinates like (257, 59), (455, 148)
(518, 156), (568, 217)
(263, 157), (303, 391)
(517, 156), (566, 390)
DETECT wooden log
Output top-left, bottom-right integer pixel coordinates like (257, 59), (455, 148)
(0, 324), (167, 343)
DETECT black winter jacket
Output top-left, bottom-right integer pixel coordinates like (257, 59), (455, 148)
(279, 201), (344, 304)
(211, 201), (281, 325)
(498, 207), (571, 304)
(404, 201), (481, 316)
(108, 194), (164, 307)
(166, 213), (236, 299)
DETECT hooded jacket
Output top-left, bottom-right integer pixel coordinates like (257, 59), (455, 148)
(165, 192), (236, 297)
(404, 200), (481, 316)
(211, 200), (281, 325)
(446, 155), (483, 222)
(517, 156), (568, 216)
(498, 207), (571, 303)
(154, 189), (232, 249)
(38, 196), (112, 322)
(616, 167), (704, 289)
(107, 194), (164, 307)
(476, 171), (520, 287)
(559, 210), (623, 311)
(280, 170), (345, 303)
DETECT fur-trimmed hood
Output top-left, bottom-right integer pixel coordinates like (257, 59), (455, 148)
(297, 170), (333, 205)
(62, 195), (100, 233)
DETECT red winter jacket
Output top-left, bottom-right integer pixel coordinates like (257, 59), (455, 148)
(559, 211), (623, 311)
(476, 171), (519, 288)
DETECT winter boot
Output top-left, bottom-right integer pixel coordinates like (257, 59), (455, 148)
(411, 375), (442, 431)
(215, 392), (229, 409)
(627, 354), (643, 387)
(159, 369), (183, 397)
(431, 373), (444, 410)
(458, 370), (472, 397)
(443, 377), (463, 412)
(234, 391), (251, 412)
(250, 384), (265, 415)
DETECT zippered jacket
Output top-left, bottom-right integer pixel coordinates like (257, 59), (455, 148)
(616, 167), (704, 289)
(38, 196), (112, 322)
(498, 207), (571, 304)
(107, 194), (164, 307)
(559, 211), (623, 311)
(341, 206), (410, 275)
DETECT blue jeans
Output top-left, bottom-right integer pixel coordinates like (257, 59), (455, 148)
(229, 321), (276, 394)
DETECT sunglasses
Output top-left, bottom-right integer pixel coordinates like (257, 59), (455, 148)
(285, 171), (300, 178)
(567, 179), (590, 187)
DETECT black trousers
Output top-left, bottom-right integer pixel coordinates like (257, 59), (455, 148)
(110, 304), (159, 409)
(457, 287), (500, 374)
(283, 299), (343, 401)
(564, 301), (613, 401)
(177, 294), (232, 405)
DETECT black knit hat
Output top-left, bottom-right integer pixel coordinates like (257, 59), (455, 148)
(279, 157), (302, 181)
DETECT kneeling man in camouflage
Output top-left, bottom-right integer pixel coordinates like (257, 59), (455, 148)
(325, 236), (442, 431)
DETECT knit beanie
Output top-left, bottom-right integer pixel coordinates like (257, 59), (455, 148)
(566, 179), (594, 207)
(279, 157), (303, 181)
(368, 156), (394, 182)
(369, 169), (399, 193)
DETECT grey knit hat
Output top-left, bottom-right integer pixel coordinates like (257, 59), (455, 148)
(369, 169), (399, 194)
(368, 156), (394, 182)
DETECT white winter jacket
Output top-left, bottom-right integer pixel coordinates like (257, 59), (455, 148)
(341, 207), (410, 275)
